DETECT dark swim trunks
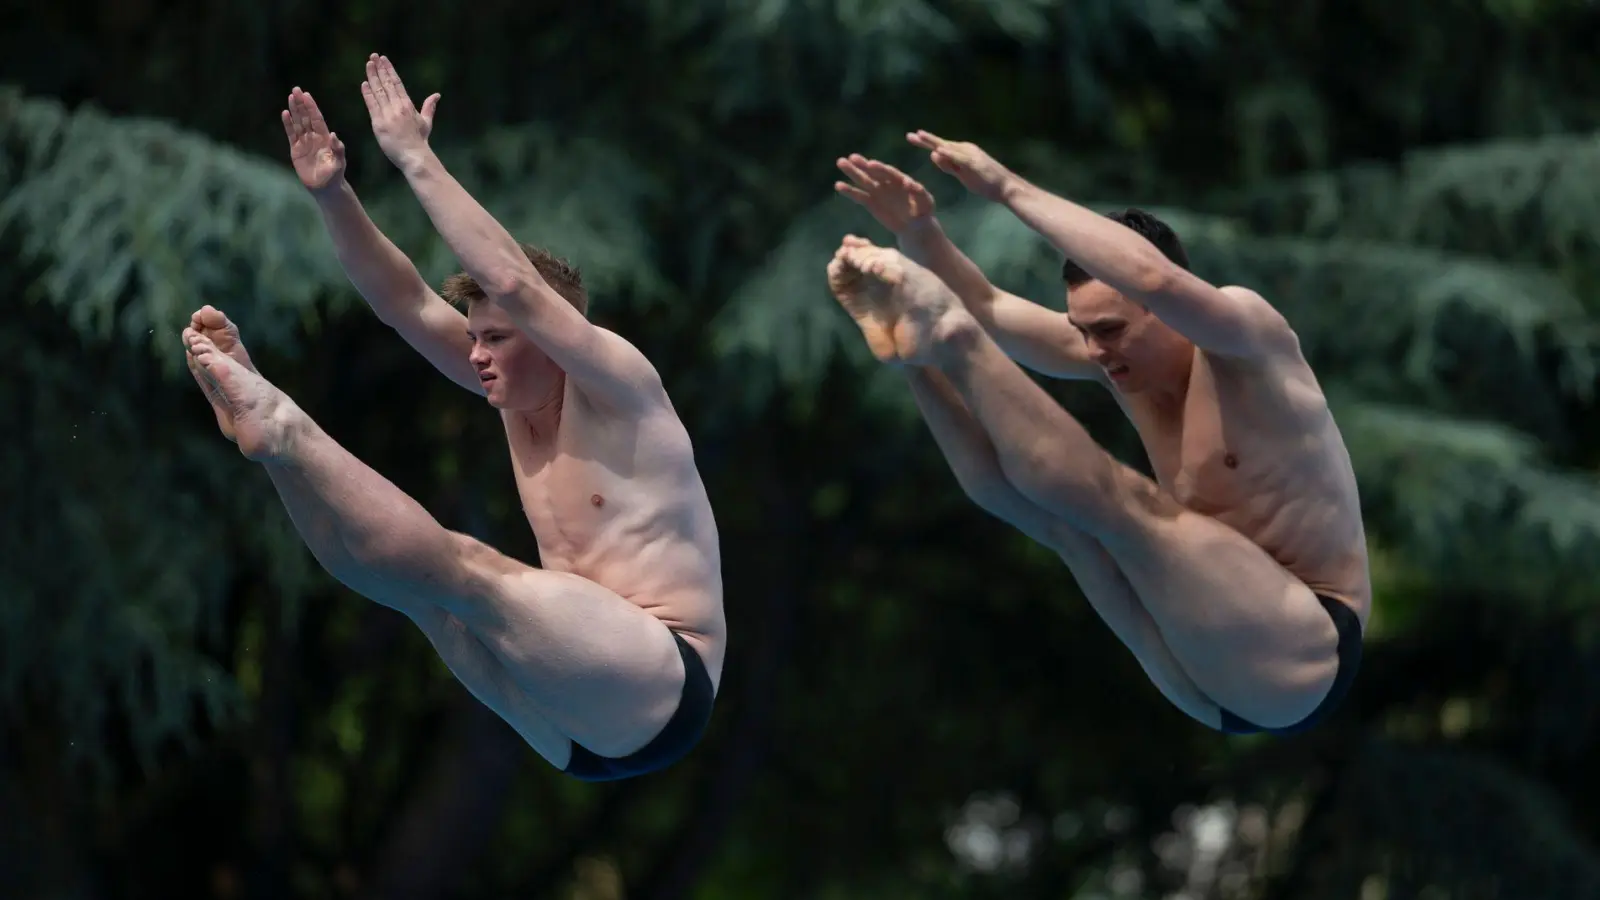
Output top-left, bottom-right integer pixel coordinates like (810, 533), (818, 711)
(1219, 593), (1363, 735)
(562, 630), (715, 781)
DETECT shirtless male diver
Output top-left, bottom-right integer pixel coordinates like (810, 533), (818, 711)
(826, 133), (1368, 734)
(182, 54), (723, 780)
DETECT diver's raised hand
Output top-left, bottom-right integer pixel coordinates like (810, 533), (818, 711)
(282, 88), (345, 194)
(906, 131), (1019, 203)
(361, 53), (441, 170)
(834, 154), (937, 236)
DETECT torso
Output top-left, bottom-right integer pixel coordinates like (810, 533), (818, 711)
(500, 382), (727, 682)
(1112, 341), (1372, 624)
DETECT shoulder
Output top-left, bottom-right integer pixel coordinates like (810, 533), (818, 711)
(1219, 284), (1278, 316)
(1220, 285), (1302, 358)
(594, 325), (662, 374)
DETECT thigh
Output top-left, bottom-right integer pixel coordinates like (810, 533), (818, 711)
(1101, 506), (1342, 729)
(407, 607), (575, 769)
(446, 538), (690, 759)
(966, 471), (1222, 727)
(1050, 528), (1222, 729)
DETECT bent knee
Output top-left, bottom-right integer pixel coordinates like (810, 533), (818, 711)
(955, 470), (1074, 547)
(450, 531), (521, 579)
(405, 532), (524, 617)
(1000, 447), (1162, 527)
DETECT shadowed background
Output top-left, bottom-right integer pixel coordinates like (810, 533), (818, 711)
(4, 1), (1600, 898)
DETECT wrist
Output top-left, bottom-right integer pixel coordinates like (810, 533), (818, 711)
(994, 171), (1029, 205)
(396, 146), (440, 180)
(308, 178), (352, 203)
(894, 215), (941, 242)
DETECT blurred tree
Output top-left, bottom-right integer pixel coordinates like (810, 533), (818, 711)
(3, 0), (1600, 898)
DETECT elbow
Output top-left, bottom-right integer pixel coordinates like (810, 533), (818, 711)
(482, 270), (532, 303)
(1128, 259), (1178, 298)
(479, 253), (548, 302)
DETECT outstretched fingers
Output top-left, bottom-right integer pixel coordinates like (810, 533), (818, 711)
(907, 130), (969, 173)
(834, 181), (872, 204)
(860, 158), (917, 191)
(301, 90), (330, 134)
(379, 55), (412, 106)
(283, 89), (309, 142)
(837, 156), (879, 190)
(364, 54), (387, 107)
(287, 89), (305, 133)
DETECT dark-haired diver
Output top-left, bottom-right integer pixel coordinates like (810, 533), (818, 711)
(828, 133), (1366, 735)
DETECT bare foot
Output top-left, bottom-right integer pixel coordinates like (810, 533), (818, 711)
(826, 237), (971, 365)
(184, 306), (258, 442)
(184, 332), (301, 462)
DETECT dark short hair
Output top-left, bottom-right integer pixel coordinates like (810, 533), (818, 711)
(442, 243), (588, 315)
(1061, 208), (1189, 288)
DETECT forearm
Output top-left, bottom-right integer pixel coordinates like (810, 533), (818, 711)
(398, 149), (547, 303)
(896, 219), (1002, 311)
(314, 182), (432, 322)
(1001, 180), (1169, 295)
(900, 216), (1097, 379)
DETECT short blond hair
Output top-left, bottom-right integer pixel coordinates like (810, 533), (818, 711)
(441, 243), (588, 315)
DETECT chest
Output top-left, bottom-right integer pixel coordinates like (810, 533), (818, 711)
(501, 406), (633, 555)
(1123, 363), (1288, 515)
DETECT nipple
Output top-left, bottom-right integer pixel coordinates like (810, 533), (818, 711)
(1224, 453), (1238, 469)
(591, 494), (605, 507)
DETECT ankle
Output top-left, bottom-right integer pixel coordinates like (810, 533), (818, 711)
(258, 398), (312, 464)
(930, 311), (981, 360)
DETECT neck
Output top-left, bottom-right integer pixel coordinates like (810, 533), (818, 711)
(1142, 381), (1187, 413)
(519, 375), (566, 437)
(1127, 351), (1193, 412)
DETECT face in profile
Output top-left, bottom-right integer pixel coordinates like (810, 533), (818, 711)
(465, 302), (562, 409)
(1066, 280), (1190, 393)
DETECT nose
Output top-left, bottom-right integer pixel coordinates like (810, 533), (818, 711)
(468, 343), (490, 366)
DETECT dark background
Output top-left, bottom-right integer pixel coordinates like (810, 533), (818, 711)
(4, 1), (1600, 898)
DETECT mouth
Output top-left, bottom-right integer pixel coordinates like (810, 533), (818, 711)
(479, 373), (498, 387)
(1105, 363), (1130, 380)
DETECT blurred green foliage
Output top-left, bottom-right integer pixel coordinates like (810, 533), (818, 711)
(3, 1), (1600, 898)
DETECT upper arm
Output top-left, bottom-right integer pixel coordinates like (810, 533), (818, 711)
(980, 290), (1105, 381)
(382, 288), (486, 396)
(495, 281), (665, 411)
(1135, 273), (1298, 360)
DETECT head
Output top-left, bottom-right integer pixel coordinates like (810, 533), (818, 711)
(443, 243), (588, 410)
(1063, 208), (1194, 394)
